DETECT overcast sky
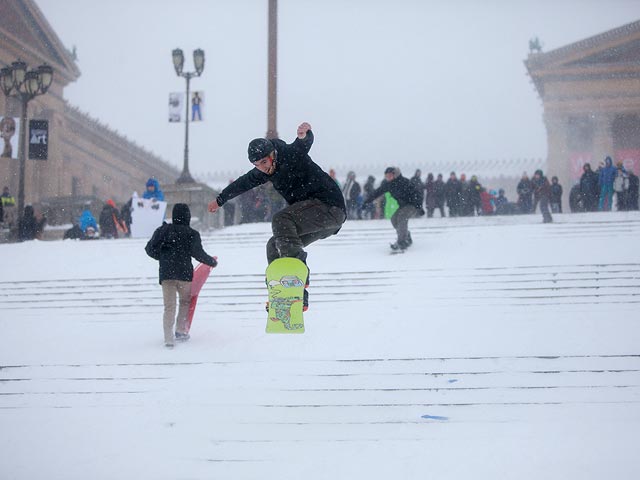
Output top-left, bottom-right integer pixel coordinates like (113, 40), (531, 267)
(36, 0), (639, 180)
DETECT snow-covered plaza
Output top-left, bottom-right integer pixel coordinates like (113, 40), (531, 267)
(1, 212), (639, 479)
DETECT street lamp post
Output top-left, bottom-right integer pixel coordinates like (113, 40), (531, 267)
(0, 60), (53, 233)
(172, 48), (204, 184)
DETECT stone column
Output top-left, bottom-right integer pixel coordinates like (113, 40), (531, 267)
(544, 111), (572, 212)
(591, 112), (615, 167)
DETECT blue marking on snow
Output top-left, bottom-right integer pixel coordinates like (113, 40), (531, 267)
(421, 415), (449, 421)
(448, 379), (458, 383)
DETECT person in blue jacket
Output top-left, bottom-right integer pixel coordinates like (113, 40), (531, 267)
(598, 156), (617, 211)
(143, 178), (165, 201)
(79, 209), (98, 235)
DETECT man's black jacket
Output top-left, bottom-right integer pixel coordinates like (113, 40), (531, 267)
(580, 170), (599, 196)
(366, 175), (424, 211)
(216, 131), (346, 214)
(145, 207), (217, 284)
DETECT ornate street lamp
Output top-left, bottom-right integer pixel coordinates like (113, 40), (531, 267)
(172, 48), (205, 184)
(0, 59), (54, 239)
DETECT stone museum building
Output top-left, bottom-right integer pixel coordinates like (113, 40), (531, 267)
(526, 20), (640, 191)
(0, 0), (179, 226)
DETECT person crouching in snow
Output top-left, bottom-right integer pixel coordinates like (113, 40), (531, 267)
(145, 203), (218, 348)
(363, 167), (425, 251)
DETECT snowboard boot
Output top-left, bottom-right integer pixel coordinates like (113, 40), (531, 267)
(165, 342), (174, 349)
(303, 289), (309, 312)
(390, 240), (408, 251)
(175, 332), (190, 342)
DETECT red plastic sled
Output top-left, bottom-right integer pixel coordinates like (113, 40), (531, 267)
(186, 262), (214, 333)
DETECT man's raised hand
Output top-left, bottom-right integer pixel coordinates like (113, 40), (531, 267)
(297, 122), (312, 139)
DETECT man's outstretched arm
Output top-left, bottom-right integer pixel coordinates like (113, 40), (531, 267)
(292, 122), (314, 154)
(208, 170), (267, 213)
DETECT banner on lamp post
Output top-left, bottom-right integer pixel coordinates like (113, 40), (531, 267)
(191, 91), (204, 122)
(0, 116), (20, 159)
(169, 92), (184, 123)
(29, 120), (48, 160)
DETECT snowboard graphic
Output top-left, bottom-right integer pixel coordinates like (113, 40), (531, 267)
(186, 262), (214, 333)
(265, 257), (308, 334)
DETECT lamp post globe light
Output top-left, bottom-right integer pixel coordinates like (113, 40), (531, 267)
(172, 48), (205, 184)
(0, 60), (53, 237)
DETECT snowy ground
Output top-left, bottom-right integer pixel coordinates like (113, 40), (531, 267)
(1, 212), (639, 480)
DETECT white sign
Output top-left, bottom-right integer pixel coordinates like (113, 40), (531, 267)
(0, 116), (20, 159)
(168, 92), (184, 123)
(130, 192), (167, 239)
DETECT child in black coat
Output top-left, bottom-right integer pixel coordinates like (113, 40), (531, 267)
(145, 203), (217, 348)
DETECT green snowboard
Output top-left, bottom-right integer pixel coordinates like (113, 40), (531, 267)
(265, 257), (308, 334)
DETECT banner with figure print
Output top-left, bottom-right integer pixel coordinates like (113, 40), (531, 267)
(0, 116), (20, 159)
(168, 92), (184, 123)
(191, 91), (204, 122)
(29, 120), (49, 160)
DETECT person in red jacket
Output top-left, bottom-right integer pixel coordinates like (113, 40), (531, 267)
(479, 188), (495, 215)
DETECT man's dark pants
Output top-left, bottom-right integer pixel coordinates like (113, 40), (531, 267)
(391, 205), (418, 246)
(266, 199), (346, 264)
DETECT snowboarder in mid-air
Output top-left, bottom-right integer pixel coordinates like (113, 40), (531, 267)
(363, 167), (425, 252)
(208, 122), (346, 310)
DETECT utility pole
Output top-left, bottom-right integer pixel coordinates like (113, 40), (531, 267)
(266, 0), (279, 140)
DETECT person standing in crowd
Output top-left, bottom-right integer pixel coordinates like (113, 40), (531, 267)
(434, 173), (446, 217)
(495, 189), (509, 215)
(579, 163), (599, 212)
(532, 169), (553, 223)
(598, 156), (617, 211)
(99, 199), (126, 239)
(550, 176), (563, 213)
(143, 178), (165, 202)
(613, 162), (629, 211)
(363, 167), (424, 251)
(1, 186), (15, 205)
(469, 175), (482, 215)
(329, 169), (341, 189)
(362, 176), (376, 219)
(424, 173), (436, 218)
(342, 171), (362, 220)
(445, 172), (461, 217)
(208, 122), (346, 311)
(410, 169), (425, 209)
(145, 203), (218, 348)
(627, 169), (639, 210)
(223, 180), (237, 226)
(458, 173), (473, 216)
(18, 205), (46, 241)
(120, 198), (132, 237)
(1, 186), (16, 227)
(517, 172), (533, 213)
